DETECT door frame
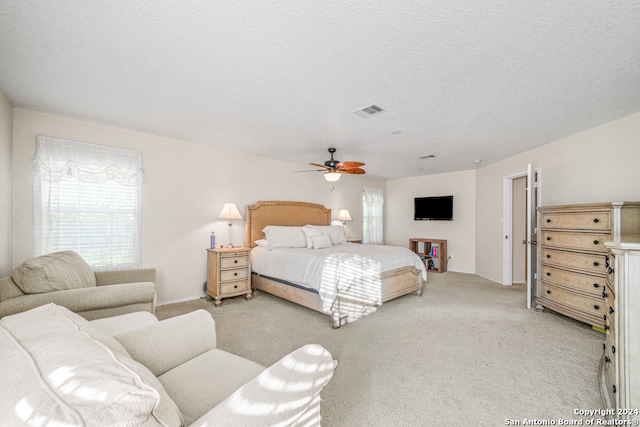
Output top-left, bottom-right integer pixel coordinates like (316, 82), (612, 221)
(502, 166), (542, 307)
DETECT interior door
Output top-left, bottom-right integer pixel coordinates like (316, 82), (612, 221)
(525, 165), (539, 309)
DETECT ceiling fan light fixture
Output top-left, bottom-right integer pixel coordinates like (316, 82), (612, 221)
(324, 171), (341, 182)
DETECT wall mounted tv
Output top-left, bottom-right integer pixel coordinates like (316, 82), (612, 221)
(414, 196), (453, 221)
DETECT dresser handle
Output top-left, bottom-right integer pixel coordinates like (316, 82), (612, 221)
(234, 272), (238, 276)
(608, 267), (614, 274)
(612, 345), (616, 354)
(234, 285), (238, 289)
(603, 315), (607, 321)
(593, 283), (600, 288)
(546, 272), (551, 276)
(593, 262), (599, 267)
(546, 290), (551, 294)
(593, 240), (599, 245)
(234, 260), (238, 264)
(546, 254), (551, 258)
(604, 325), (610, 330)
(594, 305), (600, 310)
(546, 219), (551, 223)
(602, 291), (608, 298)
(605, 356), (611, 363)
(546, 236), (551, 240)
(613, 385), (616, 394)
(609, 307), (614, 314)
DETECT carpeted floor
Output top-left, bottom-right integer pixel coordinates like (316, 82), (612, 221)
(156, 272), (604, 426)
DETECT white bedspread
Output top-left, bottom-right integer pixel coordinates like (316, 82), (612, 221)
(251, 243), (427, 321)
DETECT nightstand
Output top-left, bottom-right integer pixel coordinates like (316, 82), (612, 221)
(206, 247), (252, 307)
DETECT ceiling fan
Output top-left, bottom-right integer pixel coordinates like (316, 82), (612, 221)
(297, 148), (366, 182)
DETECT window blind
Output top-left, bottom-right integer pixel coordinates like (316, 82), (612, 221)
(33, 136), (144, 270)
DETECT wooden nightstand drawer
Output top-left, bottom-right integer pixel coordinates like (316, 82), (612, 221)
(220, 268), (248, 282)
(541, 211), (610, 231)
(220, 255), (248, 269)
(221, 280), (250, 294)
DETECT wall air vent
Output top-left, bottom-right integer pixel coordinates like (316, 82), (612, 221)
(353, 104), (386, 118)
(418, 154), (436, 159)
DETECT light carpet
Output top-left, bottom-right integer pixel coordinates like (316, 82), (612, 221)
(156, 272), (603, 426)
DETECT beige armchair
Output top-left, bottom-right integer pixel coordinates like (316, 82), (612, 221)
(0, 251), (156, 320)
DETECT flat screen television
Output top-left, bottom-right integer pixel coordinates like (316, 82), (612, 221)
(414, 196), (453, 221)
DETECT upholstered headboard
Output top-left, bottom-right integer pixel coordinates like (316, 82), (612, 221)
(244, 201), (331, 248)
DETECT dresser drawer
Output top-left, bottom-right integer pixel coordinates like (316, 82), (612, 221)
(220, 268), (248, 282)
(220, 255), (249, 269)
(541, 282), (604, 317)
(541, 231), (611, 253)
(221, 279), (250, 294)
(541, 211), (610, 231)
(541, 248), (608, 275)
(540, 265), (605, 297)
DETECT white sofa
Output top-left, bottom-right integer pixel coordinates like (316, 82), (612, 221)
(0, 304), (335, 426)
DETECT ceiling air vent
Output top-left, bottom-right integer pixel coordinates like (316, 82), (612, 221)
(353, 104), (386, 118)
(418, 154), (436, 159)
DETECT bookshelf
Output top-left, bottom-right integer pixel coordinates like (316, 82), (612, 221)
(409, 238), (447, 273)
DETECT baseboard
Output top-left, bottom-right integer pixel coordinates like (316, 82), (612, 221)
(156, 295), (203, 306)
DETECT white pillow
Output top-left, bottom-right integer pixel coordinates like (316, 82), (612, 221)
(254, 239), (273, 250)
(311, 234), (332, 250)
(307, 225), (346, 245)
(262, 226), (307, 248)
(302, 227), (323, 249)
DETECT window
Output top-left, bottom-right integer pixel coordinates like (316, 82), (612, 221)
(33, 136), (144, 270)
(362, 186), (384, 245)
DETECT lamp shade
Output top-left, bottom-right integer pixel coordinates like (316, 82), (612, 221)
(218, 203), (242, 221)
(337, 209), (352, 222)
(324, 171), (341, 182)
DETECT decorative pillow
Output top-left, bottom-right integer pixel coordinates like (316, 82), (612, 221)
(262, 226), (307, 248)
(11, 250), (97, 294)
(311, 234), (332, 250)
(306, 225), (346, 245)
(0, 304), (183, 426)
(254, 239), (273, 250)
(302, 227), (323, 249)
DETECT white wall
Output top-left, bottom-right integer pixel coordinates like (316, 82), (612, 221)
(386, 169), (476, 274)
(476, 112), (640, 284)
(0, 88), (12, 276)
(12, 108), (385, 303)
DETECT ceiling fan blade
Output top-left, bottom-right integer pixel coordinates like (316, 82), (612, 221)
(294, 169), (325, 173)
(309, 162), (331, 170)
(341, 168), (366, 175)
(337, 161), (365, 169)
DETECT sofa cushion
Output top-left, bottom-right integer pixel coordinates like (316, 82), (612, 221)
(0, 304), (183, 426)
(11, 251), (97, 294)
(159, 349), (265, 425)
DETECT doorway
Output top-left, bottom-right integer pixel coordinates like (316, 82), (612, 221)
(502, 165), (541, 309)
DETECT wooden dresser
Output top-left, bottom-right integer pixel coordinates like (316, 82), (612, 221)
(537, 202), (640, 328)
(600, 238), (640, 417)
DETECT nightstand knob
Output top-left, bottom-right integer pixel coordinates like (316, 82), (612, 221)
(609, 307), (615, 314)
(593, 283), (600, 288)
(593, 240), (599, 245)
(234, 285), (238, 289)
(602, 291), (608, 298)
(593, 218), (599, 223)
(546, 254), (551, 259)
(605, 356), (611, 363)
(593, 305), (600, 310)
(612, 345), (616, 354)
(593, 262), (600, 267)
(234, 272), (238, 276)
(546, 236), (551, 241)
(234, 260), (238, 264)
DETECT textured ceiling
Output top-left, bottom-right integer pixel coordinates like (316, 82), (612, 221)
(1, 1), (639, 179)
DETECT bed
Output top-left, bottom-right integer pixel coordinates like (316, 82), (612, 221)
(245, 200), (427, 328)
